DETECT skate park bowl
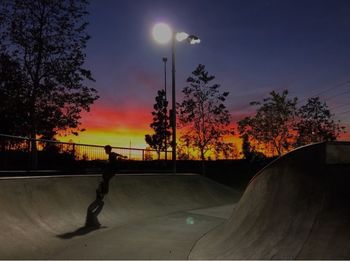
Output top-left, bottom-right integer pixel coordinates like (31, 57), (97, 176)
(189, 141), (350, 260)
(0, 173), (240, 259)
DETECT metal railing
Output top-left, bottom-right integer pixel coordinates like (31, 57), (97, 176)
(0, 134), (171, 170)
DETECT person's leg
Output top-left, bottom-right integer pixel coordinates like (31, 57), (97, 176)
(85, 175), (114, 227)
(85, 199), (104, 227)
(92, 199), (104, 216)
(100, 178), (111, 195)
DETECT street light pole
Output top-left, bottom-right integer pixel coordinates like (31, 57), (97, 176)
(171, 32), (176, 174)
(152, 23), (200, 175)
(162, 57), (167, 101)
(162, 57), (168, 161)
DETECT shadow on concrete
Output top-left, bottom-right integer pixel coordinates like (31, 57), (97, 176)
(56, 225), (107, 239)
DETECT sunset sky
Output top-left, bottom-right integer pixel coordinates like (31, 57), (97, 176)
(62, 0), (350, 148)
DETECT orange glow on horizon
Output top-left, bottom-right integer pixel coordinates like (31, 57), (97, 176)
(339, 131), (350, 141)
(59, 104), (153, 148)
(60, 128), (149, 149)
(58, 106), (249, 158)
(57, 103), (349, 157)
(79, 105), (152, 130)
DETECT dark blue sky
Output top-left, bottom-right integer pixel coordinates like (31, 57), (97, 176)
(79, 0), (350, 142)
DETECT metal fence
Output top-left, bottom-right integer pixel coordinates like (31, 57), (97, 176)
(0, 134), (171, 170)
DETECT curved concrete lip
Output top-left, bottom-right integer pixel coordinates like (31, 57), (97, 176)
(189, 142), (350, 260)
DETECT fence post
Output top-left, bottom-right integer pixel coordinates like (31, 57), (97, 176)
(72, 143), (76, 159)
(142, 149), (145, 161)
(30, 138), (38, 170)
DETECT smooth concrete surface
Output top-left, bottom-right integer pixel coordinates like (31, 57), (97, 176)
(326, 142), (350, 164)
(0, 174), (239, 259)
(189, 142), (350, 260)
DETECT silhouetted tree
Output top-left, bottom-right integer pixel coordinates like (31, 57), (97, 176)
(0, 53), (29, 136)
(241, 134), (253, 160)
(178, 64), (234, 160)
(295, 97), (345, 146)
(241, 133), (267, 162)
(145, 89), (170, 160)
(177, 136), (191, 160)
(238, 90), (298, 156)
(0, 0), (99, 161)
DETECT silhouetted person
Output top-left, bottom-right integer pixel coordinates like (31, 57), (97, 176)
(85, 145), (125, 227)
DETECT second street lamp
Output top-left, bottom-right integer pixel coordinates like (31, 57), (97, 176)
(153, 23), (200, 174)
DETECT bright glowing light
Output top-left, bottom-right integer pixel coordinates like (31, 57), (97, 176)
(152, 23), (172, 44)
(176, 32), (189, 42)
(189, 38), (201, 44)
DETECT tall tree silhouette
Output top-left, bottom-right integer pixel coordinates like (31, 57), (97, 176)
(0, 53), (29, 136)
(295, 97), (345, 146)
(238, 91), (346, 156)
(145, 89), (170, 160)
(0, 0), (98, 166)
(238, 90), (298, 156)
(178, 64), (234, 160)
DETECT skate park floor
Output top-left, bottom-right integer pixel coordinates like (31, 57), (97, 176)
(0, 173), (241, 259)
(54, 203), (235, 259)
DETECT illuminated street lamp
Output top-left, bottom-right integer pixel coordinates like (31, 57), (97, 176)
(153, 23), (200, 174)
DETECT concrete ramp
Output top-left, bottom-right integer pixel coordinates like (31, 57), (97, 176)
(190, 142), (350, 259)
(0, 174), (238, 259)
